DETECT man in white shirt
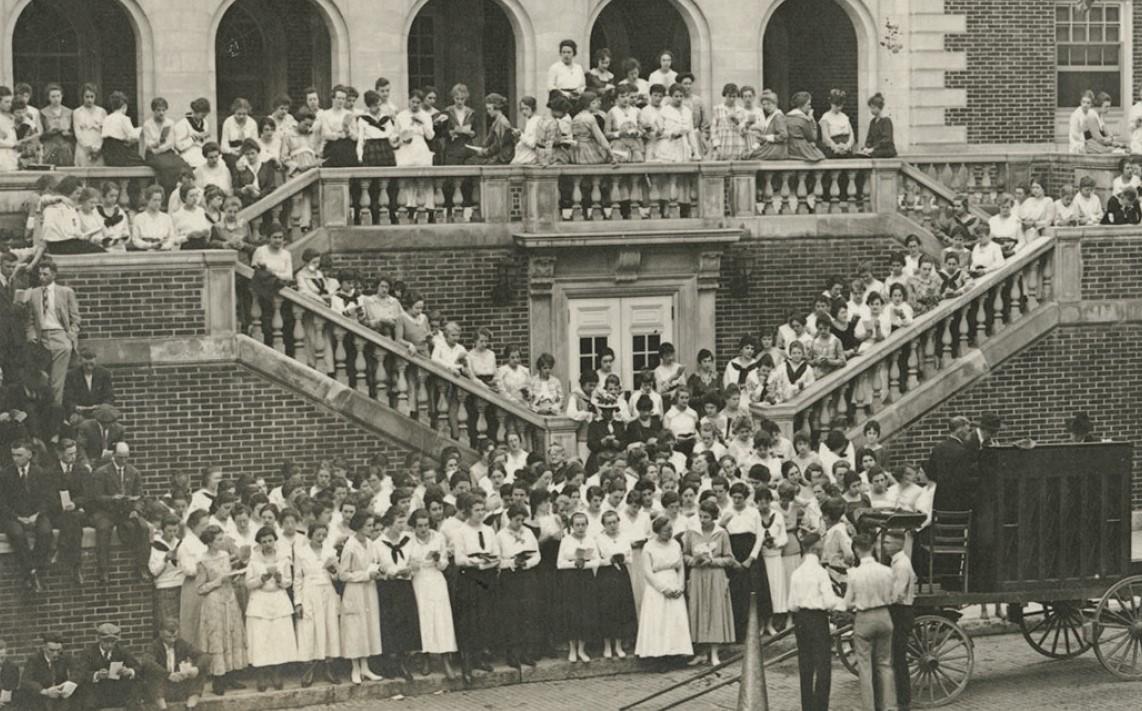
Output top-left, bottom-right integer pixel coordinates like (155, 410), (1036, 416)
(1072, 176), (1104, 225)
(787, 532), (843, 711)
(431, 322), (468, 377)
(843, 534), (898, 711)
(546, 39), (586, 98)
(250, 226), (296, 355)
(885, 530), (917, 711)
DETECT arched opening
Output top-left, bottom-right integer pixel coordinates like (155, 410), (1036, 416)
(762, 0), (859, 135)
(590, 0), (691, 80)
(215, 0), (332, 116)
(12, 0), (138, 118)
(405, 0), (516, 123)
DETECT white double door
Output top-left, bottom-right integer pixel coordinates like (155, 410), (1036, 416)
(567, 295), (675, 393)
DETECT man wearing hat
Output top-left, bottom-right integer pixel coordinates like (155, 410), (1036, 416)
(76, 404), (125, 465)
(586, 395), (625, 474)
(1067, 412), (1099, 442)
(967, 412), (1002, 451)
(787, 531), (843, 711)
(76, 623), (144, 710)
(142, 619), (209, 711)
(63, 348), (115, 434)
(90, 442), (149, 584)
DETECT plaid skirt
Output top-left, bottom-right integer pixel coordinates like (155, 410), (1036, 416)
(362, 138), (396, 167)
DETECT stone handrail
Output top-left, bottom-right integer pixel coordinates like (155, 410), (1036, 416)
(235, 263), (576, 454)
(754, 234), (1057, 438)
(235, 168), (322, 240)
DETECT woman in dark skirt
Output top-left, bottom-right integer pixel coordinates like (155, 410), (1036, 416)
(317, 85), (358, 168)
(452, 492), (500, 685)
(374, 508), (421, 681)
(101, 91), (147, 167)
(356, 90), (397, 225)
(496, 503), (541, 669)
(530, 489), (565, 655)
(720, 482), (773, 642)
(142, 97), (191, 198)
(557, 512), (600, 663)
(596, 511), (637, 658)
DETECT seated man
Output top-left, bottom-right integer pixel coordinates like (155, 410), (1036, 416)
(63, 349), (115, 436)
(76, 623), (143, 711)
(17, 633), (76, 711)
(142, 619), (208, 711)
(0, 369), (58, 447)
(0, 637), (19, 706)
(0, 440), (56, 592)
(90, 442), (150, 584)
(76, 404), (125, 465)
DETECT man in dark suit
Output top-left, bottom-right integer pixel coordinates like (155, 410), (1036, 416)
(927, 416), (976, 512)
(586, 402), (625, 474)
(63, 349), (115, 431)
(90, 442), (149, 584)
(53, 438), (93, 584)
(75, 623), (144, 711)
(0, 368), (58, 447)
(19, 260), (80, 407)
(966, 412), (1002, 452)
(76, 405), (126, 466)
(17, 633), (75, 710)
(0, 251), (25, 382)
(0, 440), (58, 592)
(141, 619), (209, 710)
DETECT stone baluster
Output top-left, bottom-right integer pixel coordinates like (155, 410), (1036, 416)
(610, 177), (626, 220)
(432, 179), (447, 223)
(1040, 254), (1054, 301)
(958, 304), (972, 352)
(357, 181), (372, 225)
(630, 177), (646, 220)
(394, 360), (411, 415)
(869, 360), (885, 413)
(415, 180), (431, 224)
(292, 315), (307, 362)
(921, 328), (937, 380)
(757, 171), (772, 214)
(1024, 259), (1040, 311)
(1008, 274), (1024, 321)
(667, 175), (681, 218)
(850, 370), (870, 421)
(453, 387), (467, 441)
(939, 163), (955, 191)
(980, 166), (994, 206)
(434, 380), (451, 434)
(808, 169), (824, 214)
(991, 281), (1007, 332)
(888, 352), (901, 403)
(374, 350), (389, 403)
(469, 179), (482, 222)
(248, 293), (263, 339)
(395, 182), (411, 224)
(776, 171), (791, 214)
(974, 296), (988, 344)
(846, 169), (860, 212)
(792, 171), (807, 214)
(414, 367), (431, 422)
(270, 296), (285, 352)
(375, 178), (390, 224)
(475, 398), (489, 445)
(590, 176), (604, 220)
(331, 326), (349, 385)
(448, 181), (462, 222)
(353, 346), (369, 395)
(571, 180), (584, 221)
(940, 317), (954, 368)
(827, 170), (842, 214)
(906, 336), (921, 391)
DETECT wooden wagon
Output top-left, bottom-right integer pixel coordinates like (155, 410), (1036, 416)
(836, 441), (1142, 707)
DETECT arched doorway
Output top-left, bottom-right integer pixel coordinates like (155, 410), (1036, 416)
(12, 0), (138, 117)
(762, 0), (859, 134)
(590, 0), (691, 81)
(405, 0), (516, 124)
(215, 0), (332, 116)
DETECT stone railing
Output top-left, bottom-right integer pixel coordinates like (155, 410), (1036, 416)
(755, 235), (1057, 437)
(236, 264), (577, 454)
(236, 168), (323, 240)
(751, 160), (875, 215)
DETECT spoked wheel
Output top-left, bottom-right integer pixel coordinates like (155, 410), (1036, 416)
(1019, 601), (1093, 659)
(1092, 575), (1142, 680)
(834, 625), (859, 676)
(909, 615), (975, 708)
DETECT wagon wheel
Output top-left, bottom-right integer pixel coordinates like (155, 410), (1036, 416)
(834, 625), (859, 676)
(1019, 601), (1093, 659)
(1092, 574), (1142, 680)
(909, 615), (975, 708)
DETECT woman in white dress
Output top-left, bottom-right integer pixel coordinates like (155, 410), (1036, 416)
(338, 511), (384, 684)
(755, 487), (789, 636)
(395, 90), (436, 216)
(177, 510), (210, 649)
(245, 526), (299, 691)
(635, 516), (694, 660)
(294, 522), (342, 687)
(408, 509), (458, 679)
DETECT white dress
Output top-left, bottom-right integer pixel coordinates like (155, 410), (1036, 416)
(245, 549), (300, 667)
(293, 543), (342, 661)
(759, 510), (790, 613)
(635, 538), (694, 658)
(395, 109), (435, 167)
(408, 530), (458, 654)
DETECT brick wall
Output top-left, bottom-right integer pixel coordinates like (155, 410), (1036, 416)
(332, 248), (532, 361)
(884, 325), (1142, 508)
(714, 235), (903, 363)
(1080, 235), (1142, 300)
(66, 269), (207, 340)
(945, 0), (1056, 143)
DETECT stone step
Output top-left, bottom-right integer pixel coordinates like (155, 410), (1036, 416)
(911, 12), (967, 33)
(912, 50), (967, 71)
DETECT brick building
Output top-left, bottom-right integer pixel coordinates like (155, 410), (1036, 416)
(2, 0), (1140, 150)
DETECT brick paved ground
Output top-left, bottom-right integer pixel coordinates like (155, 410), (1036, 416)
(302, 631), (1142, 711)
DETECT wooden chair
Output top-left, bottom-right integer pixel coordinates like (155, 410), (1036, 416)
(923, 509), (972, 593)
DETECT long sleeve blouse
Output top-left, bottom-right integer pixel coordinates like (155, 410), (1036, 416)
(497, 525), (541, 570)
(453, 521), (500, 569)
(557, 533), (601, 570)
(720, 505), (765, 559)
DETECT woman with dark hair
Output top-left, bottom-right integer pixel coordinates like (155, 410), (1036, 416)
(143, 97), (190, 196)
(339, 510), (383, 684)
(408, 507), (458, 678)
(100, 91), (146, 166)
(829, 301), (862, 358)
(1085, 91), (1124, 154)
(635, 515), (693, 660)
(686, 348), (721, 407)
(374, 507), (421, 681)
(173, 97), (212, 168)
(746, 89), (788, 160)
(570, 91), (612, 165)
(452, 493), (500, 684)
(528, 352), (563, 415)
(720, 481), (771, 642)
(859, 93), (896, 158)
(684, 499), (734, 665)
(586, 48), (617, 109)
(196, 525), (247, 695)
(39, 83), (74, 166)
(819, 88), (854, 158)
(245, 525), (298, 691)
(466, 93), (515, 165)
(294, 521), (342, 687)
(547, 38), (587, 99)
(497, 503), (542, 668)
(785, 91), (824, 162)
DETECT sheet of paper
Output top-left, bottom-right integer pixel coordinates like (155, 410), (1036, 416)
(59, 490), (73, 509)
(108, 661), (123, 679)
(0, 689), (12, 703)
(59, 681), (77, 698)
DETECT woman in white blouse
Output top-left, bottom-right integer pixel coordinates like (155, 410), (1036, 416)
(819, 89), (855, 158)
(720, 482), (767, 642)
(132, 185), (178, 251)
(178, 511), (211, 649)
(172, 186), (212, 249)
(293, 522), (342, 687)
(173, 97), (213, 168)
(557, 512), (601, 663)
(245, 526), (299, 691)
(142, 96), (189, 197)
(988, 194), (1026, 257)
(100, 91), (145, 166)
(970, 225), (1007, 276)
(647, 51), (679, 90)
(220, 98), (259, 171)
(72, 84), (106, 166)
(496, 504), (542, 670)
(1018, 179), (1056, 240)
(408, 509), (458, 679)
(511, 96), (543, 165)
(596, 510), (638, 660)
(452, 494), (501, 683)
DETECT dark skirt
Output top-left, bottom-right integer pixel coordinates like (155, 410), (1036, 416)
(361, 138), (396, 167)
(454, 567), (498, 651)
(498, 567), (540, 649)
(147, 150), (191, 196)
(323, 138), (359, 168)
(596, 564), (637, 639)
(101, 137), (146, 167)
(538, 538), (564, 642)
(728, 532), (772, 642)
(559, 568), (598, 640)
(376, 578), (421, 654)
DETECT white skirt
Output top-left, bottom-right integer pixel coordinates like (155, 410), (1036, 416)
(764, 552), (788, 614)
(635, 570), (693, 658)
(247, 615), (299, 667)
(296, 582), (341, 661)
(412, 568), (458, 654)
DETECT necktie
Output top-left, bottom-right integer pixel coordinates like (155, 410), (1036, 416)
(42, 287), (49, 323)
(477, 531), (485, 550)
(383, 538), (408, 563)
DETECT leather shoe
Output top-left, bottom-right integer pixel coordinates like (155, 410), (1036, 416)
(211, 680), (226, 696)
(506, 654), (521, 671)
(399, 662), (414, 683)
